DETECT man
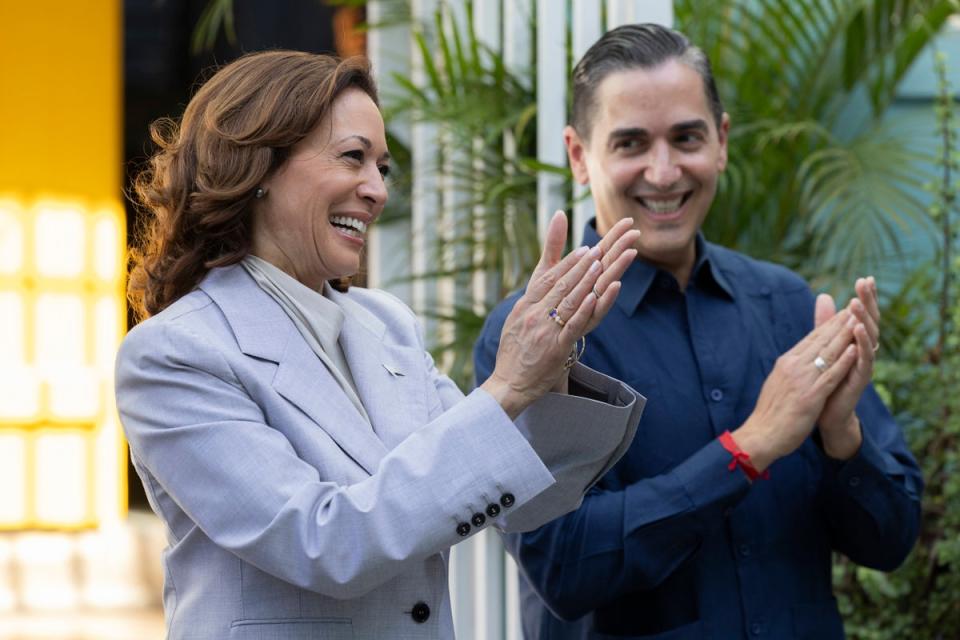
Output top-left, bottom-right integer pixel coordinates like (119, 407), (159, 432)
(474, 23), (922, 639)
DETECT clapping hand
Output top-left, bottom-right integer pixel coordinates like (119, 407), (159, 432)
(814, 277), (880, 459)
(482, 212), (640, 419)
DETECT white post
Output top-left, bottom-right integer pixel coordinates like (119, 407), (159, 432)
(535, 0), (568, 243)
(606, 0), (674, 28)
(366, 1), (414, 303)
(570, 0), (603, 247)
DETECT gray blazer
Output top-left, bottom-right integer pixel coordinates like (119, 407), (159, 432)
(116, 264), (643, 639)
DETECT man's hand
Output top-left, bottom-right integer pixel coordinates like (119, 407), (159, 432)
(813, 277), (880, 459)
(733, 308), (859, 472)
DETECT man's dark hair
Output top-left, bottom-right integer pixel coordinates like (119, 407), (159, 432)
(570, 23), (724, 139)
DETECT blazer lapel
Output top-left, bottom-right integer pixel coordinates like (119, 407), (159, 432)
(199, 265), (388, 475)
(331, 290), (429, 451)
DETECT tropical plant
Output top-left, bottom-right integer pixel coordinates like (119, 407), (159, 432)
(675, 0), (958, 295)
(833, 49), (959, 638)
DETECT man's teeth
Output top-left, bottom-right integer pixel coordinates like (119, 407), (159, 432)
(330, 216), (368, 236)
(640, 196), (684, 213)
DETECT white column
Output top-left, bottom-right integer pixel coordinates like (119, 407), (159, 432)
(570, 0), (603, 247)
(606, 0), (674, 28)
(536, 0), (568, 243)
(366, 0), (413, 304)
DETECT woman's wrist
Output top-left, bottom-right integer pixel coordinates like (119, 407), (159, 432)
(481, 374), (533, 421)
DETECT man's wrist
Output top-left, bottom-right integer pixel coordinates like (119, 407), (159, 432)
(730, 421), (778, 473)
(819, 414), (862, 460)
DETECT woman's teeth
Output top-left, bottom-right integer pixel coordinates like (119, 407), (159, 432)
(330, 216), (368, 237)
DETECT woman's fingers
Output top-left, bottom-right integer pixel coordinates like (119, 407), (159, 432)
(527, 211), (569, 299)
(539, 244), (603, 311)
(554, 257), (604, 326)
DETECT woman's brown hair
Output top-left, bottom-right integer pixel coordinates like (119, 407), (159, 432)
(128, 50), (379, 321)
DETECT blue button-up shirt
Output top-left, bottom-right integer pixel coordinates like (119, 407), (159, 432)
(474, 221), (922, 639)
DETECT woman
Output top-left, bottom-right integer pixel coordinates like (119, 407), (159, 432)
(117, 50), (643, 639)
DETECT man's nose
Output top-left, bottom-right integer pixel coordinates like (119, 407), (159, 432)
(644, 142), (682, 188)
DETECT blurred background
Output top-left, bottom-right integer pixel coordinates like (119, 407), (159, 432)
(0, 1), (958, 638)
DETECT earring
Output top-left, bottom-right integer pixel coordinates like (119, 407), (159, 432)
(254, 187), (267, 199)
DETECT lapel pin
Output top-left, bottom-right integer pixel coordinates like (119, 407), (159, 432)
(383, 363), (405, 377)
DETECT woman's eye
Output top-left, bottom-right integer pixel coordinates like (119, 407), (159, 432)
(342, 149), (364, 163)
(379, 165), (391, 178)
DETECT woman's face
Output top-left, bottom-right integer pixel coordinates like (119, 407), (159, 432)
(251, 88), (390, 289)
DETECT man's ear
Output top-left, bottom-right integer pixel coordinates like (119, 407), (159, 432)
(717, 112), (730, 172)
(564, 125), (590, 185)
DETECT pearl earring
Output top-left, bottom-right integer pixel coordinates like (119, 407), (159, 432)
(254, 187), (267, 199)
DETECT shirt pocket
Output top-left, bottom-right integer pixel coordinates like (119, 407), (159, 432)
(229, 618), (354, 640)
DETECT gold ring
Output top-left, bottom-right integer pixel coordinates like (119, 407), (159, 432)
(563, 336), (587, 370)
(548, 307), (566, 327)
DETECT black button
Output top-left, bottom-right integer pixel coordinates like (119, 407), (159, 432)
(750, 621), (762, 635)
(471, 512), (486, 527)
(500, 493), (515, 508)
(456, 522), (471, 537)
(486, 503), (501, 518)
(411, 601), (430, 623)
(738, 543), (751, 557)
(849, 476), (861, 488)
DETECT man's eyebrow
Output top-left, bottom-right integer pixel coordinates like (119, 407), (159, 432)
(671, 119), (710, 133)
(608, 127), (648, 142)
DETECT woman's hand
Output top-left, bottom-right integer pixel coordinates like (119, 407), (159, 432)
(482, 212), (639, 419)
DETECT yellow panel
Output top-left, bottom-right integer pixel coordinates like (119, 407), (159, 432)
(0, 433), (27, 524)
(0, 200), (24, 273)
(0, 1), (125, 531)
(0, 2), (121, 200)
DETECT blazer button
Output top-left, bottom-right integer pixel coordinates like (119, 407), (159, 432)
(485, 503), (501, 518)
(500, 493), (515, 508)
(456, 522), (471, 537)
(411, 601), (430, 623)
(471, 512), (486, 527)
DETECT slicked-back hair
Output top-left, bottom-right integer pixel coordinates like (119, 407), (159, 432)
(570, 23), (724, 140)
(129, 51), (378, 321)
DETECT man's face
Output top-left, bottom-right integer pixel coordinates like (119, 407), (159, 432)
(565, 60), (729, 276)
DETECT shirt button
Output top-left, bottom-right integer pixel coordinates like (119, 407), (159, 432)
(738, 543), (751, 557)
(500, 493), (516, 508)
(710, 388), (724, 402)
(456, 522), (471, 537)
(750, 622), (762, 635)
(849, 476), (861, 488)
(471, 512), (486, 527)
(485, 503), (501, 518)
(411, 601), (430, 623)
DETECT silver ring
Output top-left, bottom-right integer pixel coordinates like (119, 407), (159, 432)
(872, 342), (880, 353)
(813, 355), (828, 373)
(548, 307), (566, 327)
(592, 285), (602, 299)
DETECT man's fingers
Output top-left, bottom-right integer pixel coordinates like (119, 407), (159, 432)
(814, 293), (835, 328)
(794, 308), (851, 359)
(813, 343), (858, 393)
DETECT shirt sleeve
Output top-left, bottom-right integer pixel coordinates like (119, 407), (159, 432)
(815, 383), (923, 570)
(780, 285), (923, 572)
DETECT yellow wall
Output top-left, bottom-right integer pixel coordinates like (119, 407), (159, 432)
(0, 1), (126, 530)
(0, 1), (122, 200)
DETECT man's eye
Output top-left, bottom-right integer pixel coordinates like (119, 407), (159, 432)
(675, 133), (704, 146)
(614, 139), (640, 151)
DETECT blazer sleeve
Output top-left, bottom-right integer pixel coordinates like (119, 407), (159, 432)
(117, 316), (557, 601)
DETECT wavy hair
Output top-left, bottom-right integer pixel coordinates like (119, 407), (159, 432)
(128, 50), (379, 321)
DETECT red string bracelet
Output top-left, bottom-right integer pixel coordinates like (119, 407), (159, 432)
(718, 431), (770, 481)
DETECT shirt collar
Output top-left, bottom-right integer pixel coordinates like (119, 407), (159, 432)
(582, 219), (736, 317)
